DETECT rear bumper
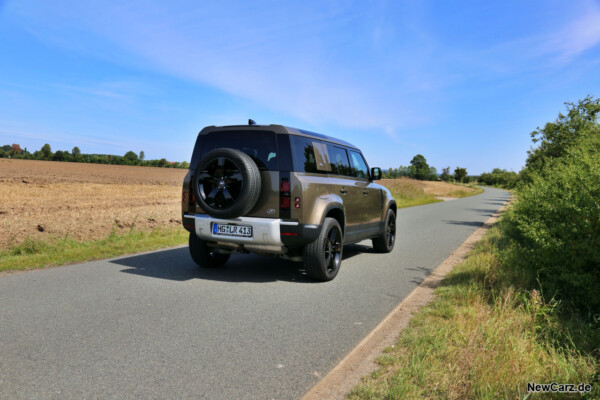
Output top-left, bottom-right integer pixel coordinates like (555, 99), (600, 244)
(183, 214), (320, 253)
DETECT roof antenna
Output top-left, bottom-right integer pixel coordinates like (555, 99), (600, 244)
(248, 119), (257, 126)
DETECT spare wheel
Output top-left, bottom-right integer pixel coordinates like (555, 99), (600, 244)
(193, 148), (261, 219)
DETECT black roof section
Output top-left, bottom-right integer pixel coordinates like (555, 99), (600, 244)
(199, 124), (359, 150)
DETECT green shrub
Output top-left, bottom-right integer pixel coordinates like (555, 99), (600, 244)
(479, 168), (519, 188)
(503, 136), (600, 314)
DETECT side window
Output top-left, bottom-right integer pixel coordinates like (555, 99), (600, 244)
(325, 144), (351, 176)
(312, 142), (332, 172)
(291, 136), (329, 173)
(349, 150), (369, 179)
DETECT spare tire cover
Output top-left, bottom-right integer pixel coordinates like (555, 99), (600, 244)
(193, 148), (262, 219)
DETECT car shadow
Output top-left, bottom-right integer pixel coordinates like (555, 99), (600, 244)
(443, 220), (484, 227)
(113, 243), (369, 283)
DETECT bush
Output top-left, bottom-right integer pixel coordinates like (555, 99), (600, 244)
(479, 168), (519, 188)
(503, 136), (600, 314)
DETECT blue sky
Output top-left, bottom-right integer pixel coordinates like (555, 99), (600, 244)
(1, 0), (599, 174)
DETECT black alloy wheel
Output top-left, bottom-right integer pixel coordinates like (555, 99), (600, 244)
(304, 217), (344, 281)
(372, 209), (396, 253)
(197, 156), (243, 210)
(193, 148), (261, 219)
(324, 224), (343, 275)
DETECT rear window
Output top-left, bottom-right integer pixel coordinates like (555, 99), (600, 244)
(291, 135), (334, 173)
(190, 130), (278, 171)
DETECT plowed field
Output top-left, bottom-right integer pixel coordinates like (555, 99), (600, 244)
(0, 159), (187, 248)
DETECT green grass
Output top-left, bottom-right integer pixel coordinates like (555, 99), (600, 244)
(396, 196), (443, 209)
(348, 223), (599, 400)
(0, 227), (188, 272)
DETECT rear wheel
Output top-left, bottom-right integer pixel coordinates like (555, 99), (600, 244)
(372, 209), (396, 253)
(188, 232), (230, 268)
(303, 218), (343, 281)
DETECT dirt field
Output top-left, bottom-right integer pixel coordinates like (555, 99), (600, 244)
(0, 159), (187, 249)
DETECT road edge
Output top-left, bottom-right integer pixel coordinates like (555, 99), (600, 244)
(302, 196), (510, 400)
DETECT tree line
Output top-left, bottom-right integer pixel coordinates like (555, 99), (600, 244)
(383, 154), (472, 183)
(0, 143), (189, 169)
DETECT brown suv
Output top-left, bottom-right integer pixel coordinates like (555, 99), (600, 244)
(181, 122), (397, 281)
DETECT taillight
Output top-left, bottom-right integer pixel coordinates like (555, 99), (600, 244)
(280, 177), (291, 211)
(294, 196), (301, 209)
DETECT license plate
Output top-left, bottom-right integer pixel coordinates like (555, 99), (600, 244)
(212, 223), (253, 238)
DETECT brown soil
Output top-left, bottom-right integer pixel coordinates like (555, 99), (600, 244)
(0, 159), (187, 249)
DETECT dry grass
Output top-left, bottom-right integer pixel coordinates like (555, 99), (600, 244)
(0, 159), (186, 249)
(379, 178), (481, 208)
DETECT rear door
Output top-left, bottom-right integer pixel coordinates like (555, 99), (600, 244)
(347, 149), (381, 238)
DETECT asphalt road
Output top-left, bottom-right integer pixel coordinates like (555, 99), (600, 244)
(0, 187), (509, 400)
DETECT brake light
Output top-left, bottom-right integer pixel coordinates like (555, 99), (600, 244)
(279, 174), (291, 217)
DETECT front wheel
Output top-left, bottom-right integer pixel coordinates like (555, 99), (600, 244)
(372, 209), (396, 253)
(189, 232), (230, 268)
(303, 218), (343, 281)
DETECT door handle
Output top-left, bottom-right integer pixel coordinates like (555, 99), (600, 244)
(340, 187), (347, 194)
(363, 189), (368, 196)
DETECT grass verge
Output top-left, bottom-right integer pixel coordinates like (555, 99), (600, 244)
(0, 227), (188, 272)
(348, 223), (599, 399)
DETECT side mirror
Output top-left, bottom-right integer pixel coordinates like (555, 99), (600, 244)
(370, 167), (382, 181)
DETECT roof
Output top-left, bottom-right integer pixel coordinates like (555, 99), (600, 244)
(199, 124), (359, 150)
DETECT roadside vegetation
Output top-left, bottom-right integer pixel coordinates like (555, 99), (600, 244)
(0, 227), (188, 273)
(350, 96), (600, 399)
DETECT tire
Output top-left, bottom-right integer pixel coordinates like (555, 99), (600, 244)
(372, 209), (396, 253)
(303, 218), (343, 281)
(193, 148), (261, 219)
(188, 232), (230, 268)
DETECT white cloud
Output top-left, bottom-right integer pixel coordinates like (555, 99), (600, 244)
(9, 0), (438, 138)
(544, 2), (600, 61)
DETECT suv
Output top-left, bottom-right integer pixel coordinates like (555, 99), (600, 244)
(181, 122), (397, 281)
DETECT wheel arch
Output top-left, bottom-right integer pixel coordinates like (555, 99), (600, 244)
(322, 205), (345, 235)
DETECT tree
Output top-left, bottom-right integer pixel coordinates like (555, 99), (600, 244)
(409, 154), (431, 180)
(71, 146), (81, 161)
(9, 144), (22, 157)
(40, 143), (52, 160)
(441, 166), (452, 182)
(139, 151), (145, 162)
(454, 167), (467, 182)
(526, 95), (600, 174)
(123, 151), (139, 165)
(428, 166), (438, 180)
(52, 150), (68, 161)
(158, 158), (167, 167)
